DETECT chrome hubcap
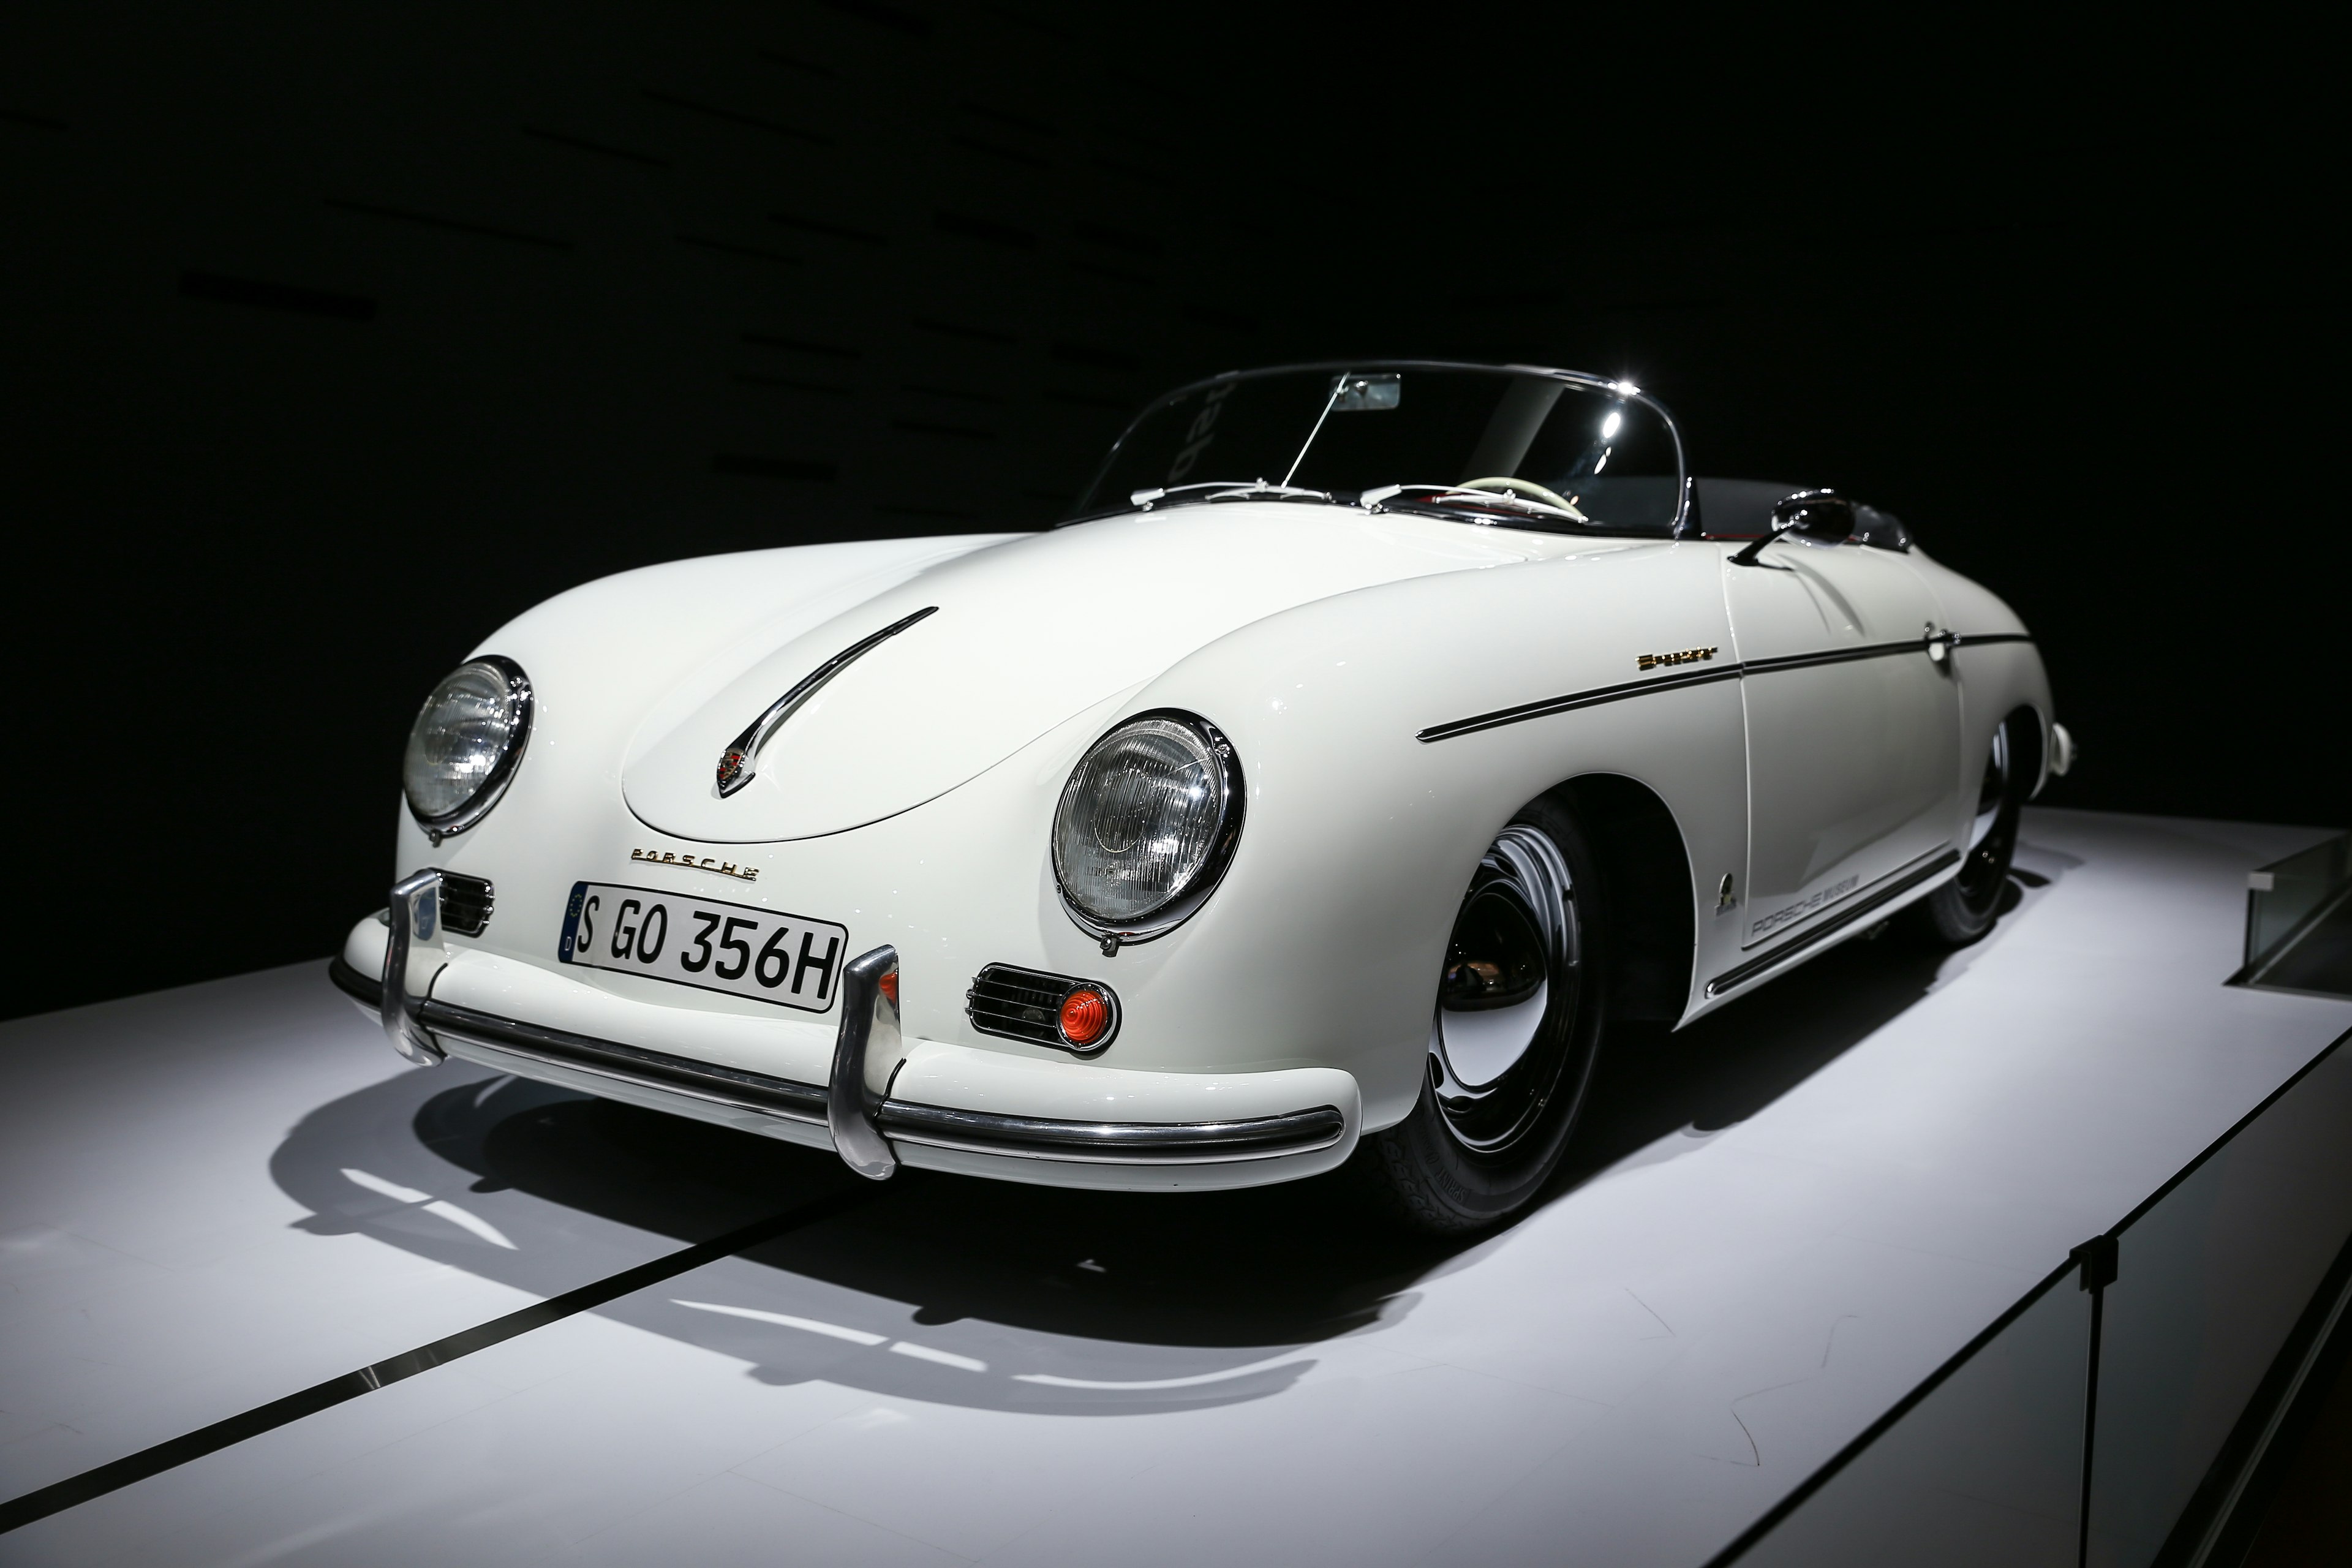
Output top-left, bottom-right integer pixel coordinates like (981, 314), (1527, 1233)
(1430, 824), (1579, 1153)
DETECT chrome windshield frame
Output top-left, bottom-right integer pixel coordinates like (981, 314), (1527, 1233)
(1068, 360), (1692, 535)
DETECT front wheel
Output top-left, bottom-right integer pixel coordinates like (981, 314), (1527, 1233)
(1360, 797), (1610, 1232)
(1910, 711), (2032, 946)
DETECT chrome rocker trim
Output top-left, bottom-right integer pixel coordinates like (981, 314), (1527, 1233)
(1702, 845), (1961, 999)
(333, 946), (1344, 1169)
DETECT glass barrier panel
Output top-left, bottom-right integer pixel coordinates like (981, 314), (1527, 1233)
(2245, 834), (2351, 970)
(2084, 1042), (2352, 1567)
(1733, 1274), (2089, 1568)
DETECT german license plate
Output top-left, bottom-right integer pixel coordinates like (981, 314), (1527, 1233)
(557, 882), (849, 1014)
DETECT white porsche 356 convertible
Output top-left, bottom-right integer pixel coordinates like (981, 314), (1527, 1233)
(333, 361), (2070, 1230)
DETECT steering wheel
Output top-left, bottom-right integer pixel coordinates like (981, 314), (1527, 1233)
(1457, 476), (1586, 518)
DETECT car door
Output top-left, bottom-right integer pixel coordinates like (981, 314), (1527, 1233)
(1721, 538), (1961, 952)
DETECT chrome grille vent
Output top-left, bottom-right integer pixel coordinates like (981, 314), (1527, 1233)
(439, 872), (495, 936)
(967, 963), (1120, 1055)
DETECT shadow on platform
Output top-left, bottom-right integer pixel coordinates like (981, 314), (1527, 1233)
(267, 854), (2069, 1416)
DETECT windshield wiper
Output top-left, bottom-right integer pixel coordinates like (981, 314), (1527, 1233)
(1363, 484), (1594, 528)
(1129, 480), (1340, 510)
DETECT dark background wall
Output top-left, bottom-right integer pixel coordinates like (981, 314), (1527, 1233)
(2, 5), (2334, 1021)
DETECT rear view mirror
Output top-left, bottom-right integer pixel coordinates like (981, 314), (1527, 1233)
(1328, 373), (1401, 412)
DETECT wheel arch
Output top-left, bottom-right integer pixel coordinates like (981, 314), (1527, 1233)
(1549, 774), (1698, 1025)
(2011, 701), (2052, 798)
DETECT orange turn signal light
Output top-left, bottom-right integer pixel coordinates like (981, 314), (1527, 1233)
(1058, 987), (1112, 1047)
(878, 971), (899, 1006)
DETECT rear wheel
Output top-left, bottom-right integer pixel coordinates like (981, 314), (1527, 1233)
(1910, 712), (2030, 946)
(1362, 797), (1609, 1232)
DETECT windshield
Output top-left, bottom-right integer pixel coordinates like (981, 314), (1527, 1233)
(1073, 363), (1686, 536)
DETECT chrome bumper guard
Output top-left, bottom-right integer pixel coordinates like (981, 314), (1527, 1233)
(381, 869), (448, 1066)
(336, 886), (1344, 1175)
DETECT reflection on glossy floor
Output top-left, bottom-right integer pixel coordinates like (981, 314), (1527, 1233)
(4, 809), (2350, 1566)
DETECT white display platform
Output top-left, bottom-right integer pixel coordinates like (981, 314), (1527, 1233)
(3, 809), (2348, 1566)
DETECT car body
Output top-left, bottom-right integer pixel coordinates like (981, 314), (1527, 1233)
(334, 361), (2065, 1226)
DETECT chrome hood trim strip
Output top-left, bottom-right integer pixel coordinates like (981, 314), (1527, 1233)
(714, 605), (938, 797)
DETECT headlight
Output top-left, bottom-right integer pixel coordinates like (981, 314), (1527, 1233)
(402, 656), (533, 842)
(1052, 710), (1244, 944)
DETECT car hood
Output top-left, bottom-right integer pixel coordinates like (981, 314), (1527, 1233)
(620, 504), (1542, 843)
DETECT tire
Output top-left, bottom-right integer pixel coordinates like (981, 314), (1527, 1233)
(1910, 711), (2030, 947)
(1361, 796), (1610, 1232)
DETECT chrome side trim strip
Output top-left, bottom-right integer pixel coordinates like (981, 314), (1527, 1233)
(1704, 846), (1961, 998)
(1738, 638), (1939, 675)
(1417, 633), (2034, 743)
(1416, 663), (1742, 742)
(715, 605), (938, 796)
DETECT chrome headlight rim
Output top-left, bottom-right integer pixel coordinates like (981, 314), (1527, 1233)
(403, 654), (534, 843)
(1051, 708), (1246, 946)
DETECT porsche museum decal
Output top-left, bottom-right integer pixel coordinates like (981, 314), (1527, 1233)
(630, 847), (759, 882)
(1637, 646), (1719, 671)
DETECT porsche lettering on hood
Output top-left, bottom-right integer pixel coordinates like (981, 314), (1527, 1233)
(618, 507), (1540, 843)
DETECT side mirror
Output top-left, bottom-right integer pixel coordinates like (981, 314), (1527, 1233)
(1773, 489), (1856, 543)
(1732, 489), (1856, 565)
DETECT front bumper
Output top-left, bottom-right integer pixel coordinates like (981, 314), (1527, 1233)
(333, 874), (1355, 1191)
